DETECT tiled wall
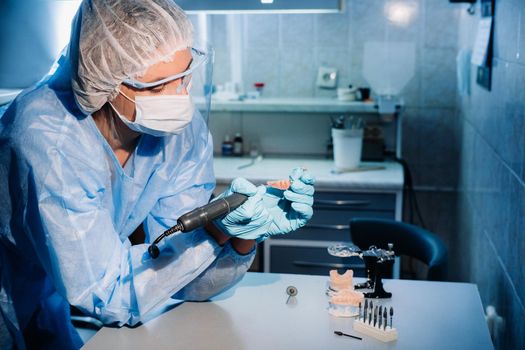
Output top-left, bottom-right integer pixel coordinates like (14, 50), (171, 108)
(197, 0), (462, 177)
(195, 0), (463, 267)
(456, 0), (525, 348)
(205, 1), (459, 102)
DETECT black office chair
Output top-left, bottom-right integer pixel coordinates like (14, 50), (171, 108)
(349, 218), (448, 281)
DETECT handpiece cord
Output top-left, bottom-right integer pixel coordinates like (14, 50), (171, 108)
(147, 223), (184, 259)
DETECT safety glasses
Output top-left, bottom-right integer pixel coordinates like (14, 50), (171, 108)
(122, 47), (209, 90)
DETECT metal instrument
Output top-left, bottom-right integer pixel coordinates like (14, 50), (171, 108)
(327, 243), (396, 298)
(148, 193), (248, 258)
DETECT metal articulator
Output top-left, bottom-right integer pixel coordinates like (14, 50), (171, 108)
(328, 242), (395, 299)
(353, 244), (395, 299)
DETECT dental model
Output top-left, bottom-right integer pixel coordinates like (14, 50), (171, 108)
(328, 289), (365, 317)
(266, 179), (291, 190)
(329, 269), (354, 291)
(330, 289), (365, 305)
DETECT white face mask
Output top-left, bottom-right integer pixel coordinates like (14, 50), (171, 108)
(111, 91), (195, 137)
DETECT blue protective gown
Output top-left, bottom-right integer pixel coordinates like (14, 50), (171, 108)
(0, 62), (255, 349)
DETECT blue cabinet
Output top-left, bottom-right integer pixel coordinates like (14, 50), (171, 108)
(264, 191), (400, 276)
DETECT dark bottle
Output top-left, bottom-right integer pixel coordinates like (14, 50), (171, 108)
(233, 133), (243, 157)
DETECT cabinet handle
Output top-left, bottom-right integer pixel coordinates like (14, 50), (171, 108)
(293, 260), (364, 269)
(305, 224), (349, 230)
(314, 199), (371, 207)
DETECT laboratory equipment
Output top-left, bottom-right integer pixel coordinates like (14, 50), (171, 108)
(336, 86), (357, 101)
(327, 243), (395, 299)
(353, 303), (397, 342)
(333, 331), (362, 341)
(328, 289), (364, 317)
(253, 82), (265, 97)
(221, 135), (234, 156)
(330, 115), (345, 129)
(328, 269), (353, 291)
(327, 268), (364, 317)
(362, 41), (415, 114)
(233, 133), (243, 156)
(357, 87), (371, 101)
(266, 179), (291, 190)
(148, 193), (248, 258)
(285, 285), (298, 304)
(237, 154), (263, 169)
(331, 116), (364, 171)
(330, 115), (364, 171)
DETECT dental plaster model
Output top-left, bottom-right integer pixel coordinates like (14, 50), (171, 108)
(266, 179), (291, 190)
(329, 269), (354, 291)
(328, 289), (365, 317)
(330, 289), (365, 305)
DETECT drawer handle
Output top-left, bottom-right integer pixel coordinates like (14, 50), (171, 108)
(315, 199), (371, 207)
(306, 224), (349, 230)
(293, 260), (364, 269)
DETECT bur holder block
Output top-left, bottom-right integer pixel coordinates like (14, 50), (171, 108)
(353, 318), (398, 342)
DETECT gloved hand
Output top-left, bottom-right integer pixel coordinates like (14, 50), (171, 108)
(258, 167), (315, 242)
(214, 178), (272, 241)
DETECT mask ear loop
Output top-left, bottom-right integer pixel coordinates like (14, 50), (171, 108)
(118, 89), (135, 103)
(176, 75), (192, 95)
(111, 89), (138, 125)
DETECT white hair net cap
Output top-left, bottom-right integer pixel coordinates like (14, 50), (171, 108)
(69, 0), (193, 114)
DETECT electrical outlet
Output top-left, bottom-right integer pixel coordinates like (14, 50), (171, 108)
(316, 66), (338, 89)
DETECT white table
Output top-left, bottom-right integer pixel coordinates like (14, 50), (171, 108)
(83, 273), (493, 350)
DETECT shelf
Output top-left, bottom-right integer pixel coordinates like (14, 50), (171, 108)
(195, 97), (380, 114)
(213, 157), (404, 192)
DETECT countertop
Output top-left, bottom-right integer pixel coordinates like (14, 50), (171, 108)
(213, 157), (404, 192)
(195, 97), (380, 113)
(84, 272), (493, 350)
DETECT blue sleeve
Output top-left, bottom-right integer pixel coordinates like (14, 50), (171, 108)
(9, 99), (238, 327)
(173, 243), (255, 301)
(31, 154), (225, 326)
(144, 119), (255, 302)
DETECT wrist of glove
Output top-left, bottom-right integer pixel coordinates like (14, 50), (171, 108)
(213, 178), (272, 241)
(259, 167), (315, 241)
(214, 168), (315, 243)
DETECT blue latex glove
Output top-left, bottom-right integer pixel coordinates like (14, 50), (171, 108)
(258, 167), (315, 242)
(214, 178), (272, 241)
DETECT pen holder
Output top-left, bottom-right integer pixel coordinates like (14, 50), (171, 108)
(332, 128), (363, 171)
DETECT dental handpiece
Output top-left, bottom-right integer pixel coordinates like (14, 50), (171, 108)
(147, 193), (248, 259)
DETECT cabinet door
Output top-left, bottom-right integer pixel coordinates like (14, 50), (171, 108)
(313, 192), (396, 211)
(270, 246), (366, 277)
(272, 192), (396, 241)
(273, 210), (394, 241)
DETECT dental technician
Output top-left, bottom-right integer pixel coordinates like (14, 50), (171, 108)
(0, 1), (315, 348)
